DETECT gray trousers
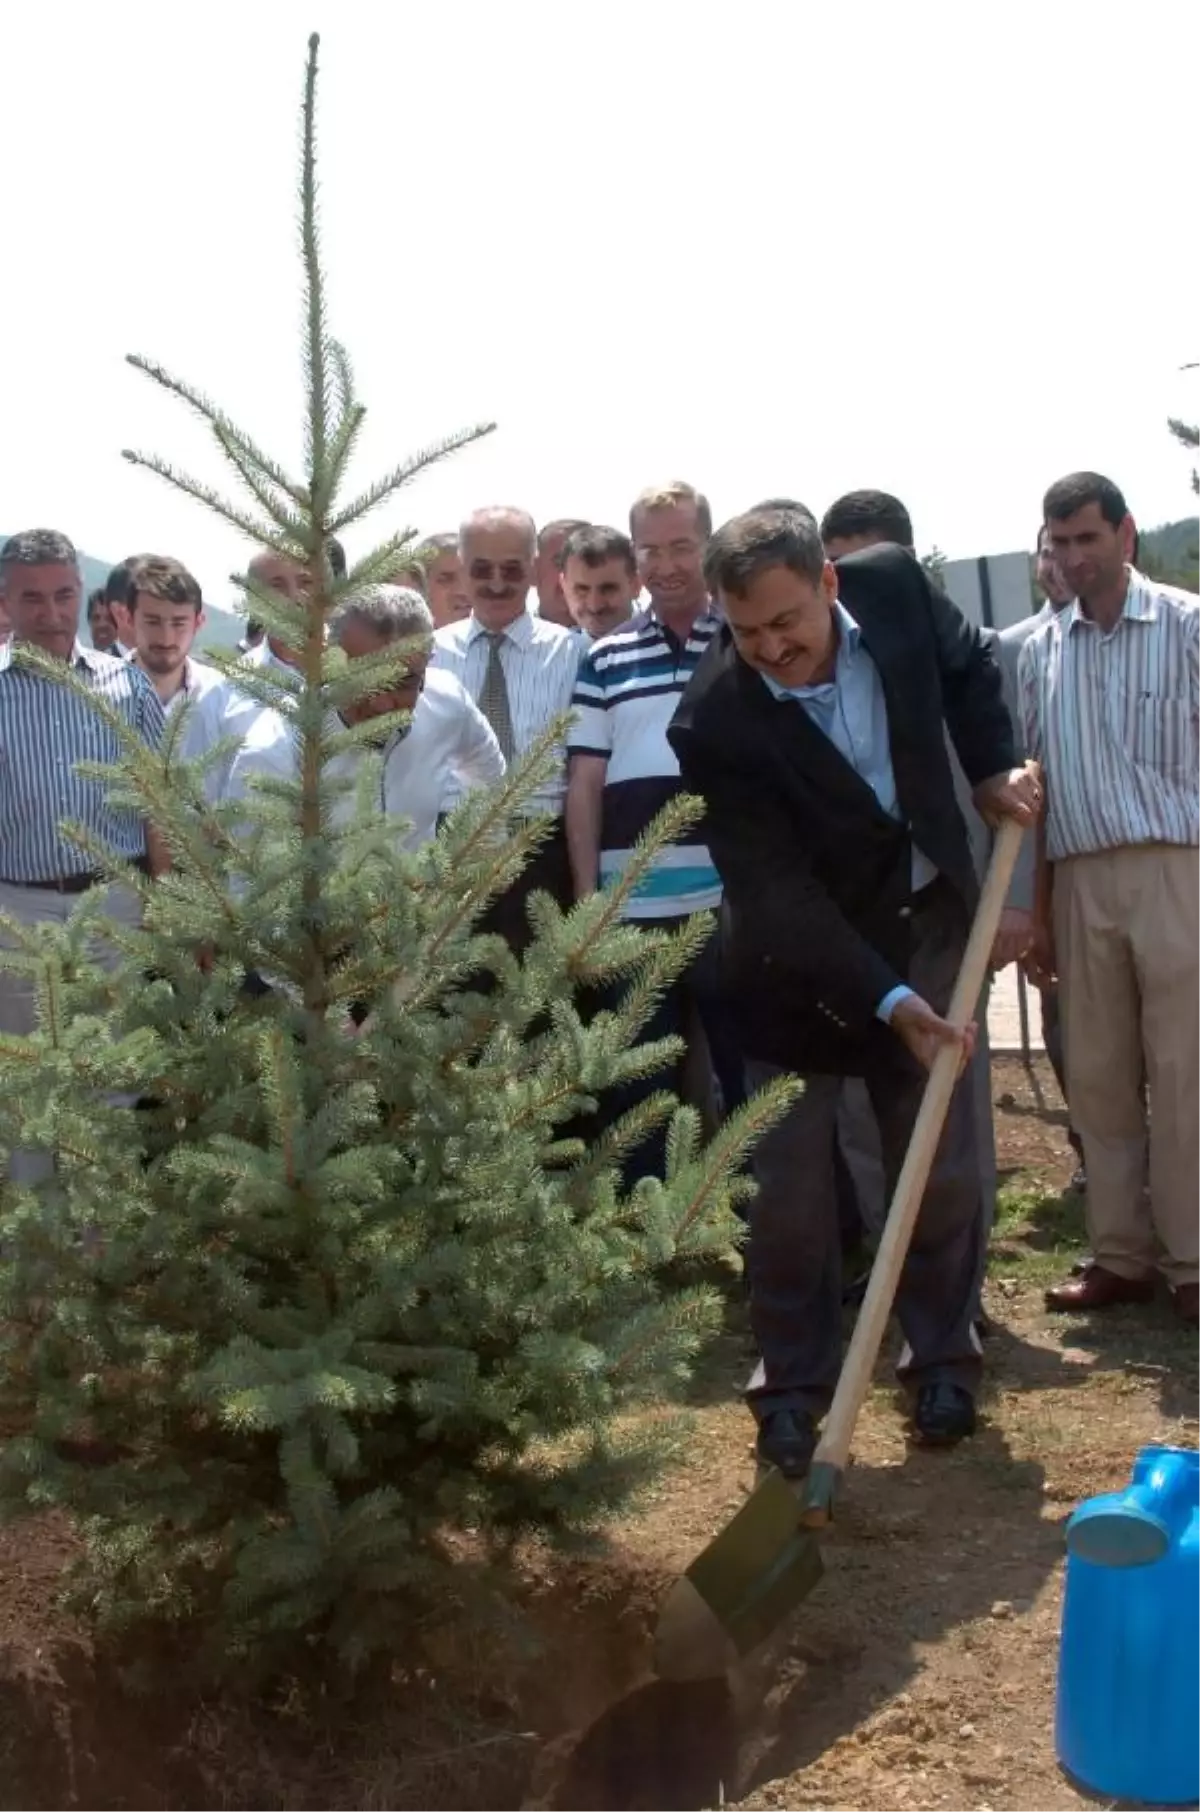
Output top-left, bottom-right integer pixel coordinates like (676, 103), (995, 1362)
(0, 878), (141, 1184)
(745, 880), (983, 1419)
(1039, 983), (1084, 1162)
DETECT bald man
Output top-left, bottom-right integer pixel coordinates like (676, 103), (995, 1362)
(178, 542), (345, 802)
(535, 518), (589, 627)
(430, 506), (581, 950)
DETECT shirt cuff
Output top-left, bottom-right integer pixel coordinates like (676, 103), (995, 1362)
(877, 984), (915, 1025)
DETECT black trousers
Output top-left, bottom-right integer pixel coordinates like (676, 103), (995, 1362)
(744, 880), (983, 1419)
(474, 821), (573, 957)
(592, 919), (747, 1185)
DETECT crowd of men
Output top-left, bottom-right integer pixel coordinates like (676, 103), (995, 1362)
(0, 467), (1195, 1480)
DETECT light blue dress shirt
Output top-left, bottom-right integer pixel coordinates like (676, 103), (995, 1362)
(0, 639), (164, 880)
(761, 599), (934, 1024)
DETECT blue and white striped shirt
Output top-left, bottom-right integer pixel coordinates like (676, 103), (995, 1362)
(0, 639), (165, 879)
(568, 604), (723, 919)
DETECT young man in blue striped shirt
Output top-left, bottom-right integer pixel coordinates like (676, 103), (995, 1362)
(565, 481), (745, 1168)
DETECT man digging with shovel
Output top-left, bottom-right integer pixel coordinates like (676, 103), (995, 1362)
(669, 505), (1040, 1477)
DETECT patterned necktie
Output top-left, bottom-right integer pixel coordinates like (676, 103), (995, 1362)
(478, 631), (515, 761)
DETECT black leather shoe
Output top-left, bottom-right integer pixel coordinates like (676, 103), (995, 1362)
(756, 1409), (818, 1480)
(911, 1382), (977, 1447)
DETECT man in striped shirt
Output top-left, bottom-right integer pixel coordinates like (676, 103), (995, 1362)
(430, 506), (580, 952)
(0, 528), (166, 1180)
(566, 481), (745, 1165)
(999, 529), (1084, 1185)
(1021, 471), (1199, 1326)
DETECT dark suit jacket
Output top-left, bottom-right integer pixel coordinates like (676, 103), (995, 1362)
(667, 545), (1016, 1075)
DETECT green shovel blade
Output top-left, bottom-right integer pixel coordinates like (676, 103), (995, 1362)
(680, 1468), (826, 1657)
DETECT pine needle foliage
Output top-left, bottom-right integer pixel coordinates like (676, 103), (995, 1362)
(1169, 362), (1199, 497)
(0, 35), (795, 1675)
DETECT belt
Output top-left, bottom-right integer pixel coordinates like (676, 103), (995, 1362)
(898, 873), (950, 920)
(0, 857), (152, 894)
(0, 872), (103, 894)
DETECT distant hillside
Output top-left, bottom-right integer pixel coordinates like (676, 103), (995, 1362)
(1, 536), (245, 652)
(194, 608), (246, 653)
(1140, 517), (1199, 589)
(78, 551), (113, 598)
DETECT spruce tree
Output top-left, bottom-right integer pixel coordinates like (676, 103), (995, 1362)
(0, 35), (793, 1673)
(1168, 362), (1198, 496)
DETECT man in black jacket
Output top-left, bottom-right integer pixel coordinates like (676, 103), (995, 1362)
(668, 506), (1038, 1474)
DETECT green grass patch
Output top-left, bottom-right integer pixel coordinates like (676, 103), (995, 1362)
(989, 1183), (1089, 1284)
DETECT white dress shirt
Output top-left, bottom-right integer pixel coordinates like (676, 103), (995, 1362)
(132, 654), (224, 718)
(430, 607), (580, 816)
(241, 640), (296, 672)
(225, 668), (505, 850)
(176, 643), (298, 802)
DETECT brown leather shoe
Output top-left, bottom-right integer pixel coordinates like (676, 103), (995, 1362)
(1173, 1283), (1199, 1328)
(1045, 1263), (1156, 1311)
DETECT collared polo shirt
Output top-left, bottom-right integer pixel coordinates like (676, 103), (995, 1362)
(568, 604), (723, 919)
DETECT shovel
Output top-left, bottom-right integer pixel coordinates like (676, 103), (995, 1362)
(655, 814), (1028, 1681)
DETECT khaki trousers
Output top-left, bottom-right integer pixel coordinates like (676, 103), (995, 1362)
(1054, 844), (1199, 1286)
(0, 878), (142, 1185)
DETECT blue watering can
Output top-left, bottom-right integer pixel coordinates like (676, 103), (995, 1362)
(1056, 1444), (1199, 1805)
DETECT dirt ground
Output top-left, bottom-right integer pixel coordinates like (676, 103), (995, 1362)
(0, 1057), (1195, 1811)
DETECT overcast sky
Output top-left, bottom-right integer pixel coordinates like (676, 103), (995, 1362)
(3, 0), (1197, 610)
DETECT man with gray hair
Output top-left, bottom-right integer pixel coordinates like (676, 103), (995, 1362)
(226, 584), (504, 851)
(430, 506), (580, 951)
(0, 528), (166, 1181)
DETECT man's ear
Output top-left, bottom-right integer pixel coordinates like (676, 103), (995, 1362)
(821, 560), (839, 602)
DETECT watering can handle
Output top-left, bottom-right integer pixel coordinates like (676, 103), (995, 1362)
(806, 804), (1030, 1503)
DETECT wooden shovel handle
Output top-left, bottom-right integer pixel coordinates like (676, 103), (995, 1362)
(808, 812), (1027, 1486)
